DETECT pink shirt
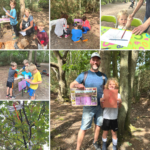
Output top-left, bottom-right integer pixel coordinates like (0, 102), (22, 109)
(82, 20), (91, 29)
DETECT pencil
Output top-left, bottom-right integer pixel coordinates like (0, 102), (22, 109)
(121, 29), (126, 39)
(109, 39), (128, 41)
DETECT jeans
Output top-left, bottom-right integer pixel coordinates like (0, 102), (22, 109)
(12, 25), (18, 37)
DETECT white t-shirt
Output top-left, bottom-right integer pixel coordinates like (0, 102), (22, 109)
(118, 25), (126, 29)
(102, 93), (121, 120)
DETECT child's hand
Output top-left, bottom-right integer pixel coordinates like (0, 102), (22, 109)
(100, 97), (105, 102)
(126, 15), (133, 29)
(41, 44), (44, 48)
(22, 29), (26, 32)
(6, 12), (9, 16)
(117, 98), (122, 107)
(33, 35), (37, 40)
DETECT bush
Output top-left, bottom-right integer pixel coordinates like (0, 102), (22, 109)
(39, 0), (49, 9)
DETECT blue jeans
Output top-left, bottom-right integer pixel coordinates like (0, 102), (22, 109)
(80, 106), (103, 130)
(82, 27), (90, 32)
(143, 15), (150, 33)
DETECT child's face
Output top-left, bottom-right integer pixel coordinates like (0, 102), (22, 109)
(25, 69), (29, 73)
(25, 10), (30, 17)
(10, 2), (15, 9)
(38, 25), (44, 31)
(12, 65), (17, 70)
(118, 14), (127, 27)
(108, 80), (116, 90)
(25, 63), (29, 66)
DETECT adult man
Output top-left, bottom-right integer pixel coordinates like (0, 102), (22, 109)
(70, 52), (107, 150)
(130, 0), (150, 35)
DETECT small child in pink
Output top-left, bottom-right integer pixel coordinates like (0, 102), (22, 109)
(81, 16), (91, 34)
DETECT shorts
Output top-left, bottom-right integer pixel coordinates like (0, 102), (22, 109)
(6, 81), (13, 88)
(28, 88), (36, 97)
(80, 105), (103, 130)
(102, 119), (118, 132)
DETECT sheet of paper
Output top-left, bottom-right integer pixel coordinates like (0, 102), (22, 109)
(71, 88), (97, 106)
(102, 89), (118, 108)
(101, 29), (132, 47)
(19, 31), (26, 36)
(3, 7), (10, 15)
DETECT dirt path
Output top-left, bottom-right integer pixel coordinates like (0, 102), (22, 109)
(101, 2), (150, 34)
(51, 93), (150, 150)
(50, 13), (100, 49)
(0, 9), (49, 49)
(0, 64), (49, 100)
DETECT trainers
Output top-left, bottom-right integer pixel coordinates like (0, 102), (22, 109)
(102, 141), (107, 150)
(74, 40), (80, 43)
(57, 36), (62, 38)
(82, 39), (88, 42)
(24, 89), (27, 93)
(65, 34), (69, 38)
(6, 94), (10, 98)
(113, 144), (117, 150)
(9, 96), (15, 99)
(93, 141), (101, 150)
(82, 31), (87, 34)
(13, 36), (19, 40)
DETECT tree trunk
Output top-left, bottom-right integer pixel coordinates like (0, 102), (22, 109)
(28, 51), (33, 63)
(34, 51), (37, 64)
(118, 51), (129, 137)
(50, 51), (69, 102)
(20, 0), (25, 19)
(112, 51), (118, 78)
(99, 51), (111, 78)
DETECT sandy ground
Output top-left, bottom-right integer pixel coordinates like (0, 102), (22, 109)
(0, 9), (49, 49)
(0, 63), (49, 100)
(50, 13), (100, 49)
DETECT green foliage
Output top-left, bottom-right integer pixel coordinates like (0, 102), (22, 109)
(51, 0), (99, 23)
(0, 101), (49, 149)
(39, 0), (49, 9)
(0, 51), (49, 66)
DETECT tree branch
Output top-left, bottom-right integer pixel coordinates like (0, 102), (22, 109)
(50, 62), (59, 69)
(53, 51), (62, 59)
(62, 51), (69, 60)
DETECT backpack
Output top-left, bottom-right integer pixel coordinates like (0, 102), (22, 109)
(82, 71), (106, 87)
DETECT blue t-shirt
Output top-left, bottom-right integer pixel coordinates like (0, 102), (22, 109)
(10, 8), (18, 25)
(71, 29), (82, 42)
(76, 70), (107, 106)
(146, 0), (150, 19)
(22, 71), (32, 79)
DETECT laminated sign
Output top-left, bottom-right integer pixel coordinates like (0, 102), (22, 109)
(71, 88), (97, 106)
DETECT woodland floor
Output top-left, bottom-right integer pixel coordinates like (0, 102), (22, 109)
(50, 13), (100, 49)
(0, 63), (49, 100)
(51, 92), (150, 150)
(0, 8), (49, 49)
(101, 2), (150, 35)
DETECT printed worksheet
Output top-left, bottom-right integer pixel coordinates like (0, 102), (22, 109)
(101, 29), (132, 47)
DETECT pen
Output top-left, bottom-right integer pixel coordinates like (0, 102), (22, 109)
(121, 29), (126, 39)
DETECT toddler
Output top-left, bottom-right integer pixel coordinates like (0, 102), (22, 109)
(81, 16), (91, 34)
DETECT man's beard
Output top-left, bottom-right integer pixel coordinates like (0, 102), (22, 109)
(91, 64), (99, 71)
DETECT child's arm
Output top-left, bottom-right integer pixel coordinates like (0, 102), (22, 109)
(100, 97), (105, 102)
(117, 98), (122, 108)
(125, 15), (133, 29)
(30, 81), (42, 84)
(20, 21), (23, 30)
(6, 10), (16, 19)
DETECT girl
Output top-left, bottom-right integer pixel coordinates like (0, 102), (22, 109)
(100, 78), (122, 150)
(117, 10), (132, 29)
(81, 16), (91, 34)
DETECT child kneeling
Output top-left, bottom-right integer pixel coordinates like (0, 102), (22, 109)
(100, 78), (122, 150)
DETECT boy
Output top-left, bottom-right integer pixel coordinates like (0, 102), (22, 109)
(6, 0), (18, 40)
(19, 59), (29, 73)
(26, 64), (42, 100)
(33, 22), (49, 49)
(71, 23), (88, 43)
(6, 62), (17, 99)
(21, 66), (32, 93)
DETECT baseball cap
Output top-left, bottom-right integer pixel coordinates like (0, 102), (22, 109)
(91, 52), (101, 59)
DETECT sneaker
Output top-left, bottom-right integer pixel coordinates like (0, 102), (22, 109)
(82, 39), (88, 42)
(74, 40), (80, 43)
(9, 96), (15, 99)
(6, 94), (10, 98)
(24, 89), (27, 93)
(93, 141), (101, 150)
(113, 144), (117, 150)
(57, 36), (62, 38)
(82, 31), (87, 34)
(65, 34), (69, 38)
(12, 33), (15, 36)
(102, 142), (107, 150)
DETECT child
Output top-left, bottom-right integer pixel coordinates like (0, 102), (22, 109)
(33, 21), (49, 49)
(6, 0), (18, 40)
(71, 23), (88, 43)
(26, 64), (42, 100)
(81, 16), (91, 34)
(54, 14), (70, 38)
(6, 62), (18, 99)
(117, 10), (132, 29)
(100, 78), (122, 150)
(129, 0), (135, 9)
(19, 59), (29, 73)
(21, 66), (32, 93)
